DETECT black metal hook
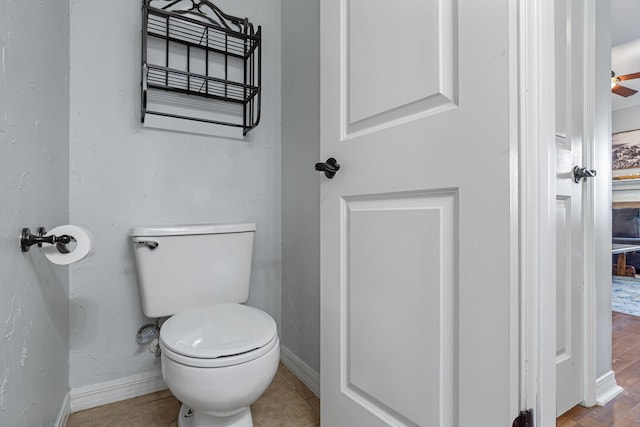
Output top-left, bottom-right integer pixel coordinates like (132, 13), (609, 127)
(20, 227), (75, 253)
(315, 157), (340, 179)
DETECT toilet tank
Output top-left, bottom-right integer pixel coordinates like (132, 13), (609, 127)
(130, 223), (256, 318)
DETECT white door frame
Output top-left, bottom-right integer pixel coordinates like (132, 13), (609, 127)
(520, 0), (606, 423)
(579, 0), (598, 409)
(519, 0), (557, 424)
(579, 0), (619, 409)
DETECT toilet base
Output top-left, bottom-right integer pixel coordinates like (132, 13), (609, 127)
(177, 404), (253, 427)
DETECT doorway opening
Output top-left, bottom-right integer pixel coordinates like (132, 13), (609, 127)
(556, 2), (640, 422)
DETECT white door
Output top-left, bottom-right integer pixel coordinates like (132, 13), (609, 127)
(554, 0), (586, 416)
(320, 1), (519, 426)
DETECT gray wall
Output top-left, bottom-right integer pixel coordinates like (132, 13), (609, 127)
(281, 0), (321, 373)
(0, 1), (70, 425)
(613, 105), (640, 132)
(68, 0), (282, 389)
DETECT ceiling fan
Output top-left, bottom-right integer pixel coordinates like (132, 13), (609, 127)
(612, 70), (640, 97)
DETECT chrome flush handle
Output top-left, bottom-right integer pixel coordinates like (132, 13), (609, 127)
(133, 240), (159, 250)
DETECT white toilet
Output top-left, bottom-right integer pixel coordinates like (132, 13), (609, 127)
(129, 223), (279, 427)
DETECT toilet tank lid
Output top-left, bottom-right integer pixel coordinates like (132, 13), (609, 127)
(129, 223), (257, 237)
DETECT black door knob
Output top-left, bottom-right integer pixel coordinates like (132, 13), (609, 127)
(315, 157), (340, 179)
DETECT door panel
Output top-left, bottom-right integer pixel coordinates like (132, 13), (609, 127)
(344, 0), (457, 137)
(321, 0), (518, 425)
(556, 196), (573, 361)
(342, 191), (457, 426)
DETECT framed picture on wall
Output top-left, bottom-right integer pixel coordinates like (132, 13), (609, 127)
(613, 129), (640, 178)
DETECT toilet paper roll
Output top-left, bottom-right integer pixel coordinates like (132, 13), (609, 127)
(42, 225), (95, 265)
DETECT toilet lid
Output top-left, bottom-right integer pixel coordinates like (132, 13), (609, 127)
(160, 303), (277, 359)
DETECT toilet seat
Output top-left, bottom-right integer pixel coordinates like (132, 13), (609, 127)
(160, 303), (278, 368)
(161, 334), (279, 368)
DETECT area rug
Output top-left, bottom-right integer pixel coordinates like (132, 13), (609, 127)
(612, 275), (640, 317)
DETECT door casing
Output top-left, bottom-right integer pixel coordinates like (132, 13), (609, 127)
(521, 0), (614, 424)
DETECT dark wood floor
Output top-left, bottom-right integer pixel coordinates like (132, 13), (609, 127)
(557, 312), (640, 426)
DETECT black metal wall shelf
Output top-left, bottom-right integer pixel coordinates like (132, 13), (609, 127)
(141, 0), (261, 135)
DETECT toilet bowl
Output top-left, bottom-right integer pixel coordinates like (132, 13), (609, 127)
(129, 223), (279, 427)
(160, 304), (279, 427)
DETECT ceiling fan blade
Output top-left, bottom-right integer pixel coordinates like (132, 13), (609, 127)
(612, 84), (638, 97)
(618, 72), (640, 81)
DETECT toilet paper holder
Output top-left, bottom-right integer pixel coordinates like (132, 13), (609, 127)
(20, 227), (76, 253)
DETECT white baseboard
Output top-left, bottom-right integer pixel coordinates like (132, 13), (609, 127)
(68, 349), (319, 414)
(280, 345), (320, 397)
(54, 391), (70, 427)
(595, 370), (623, 406)
(70, 370), (167, 413)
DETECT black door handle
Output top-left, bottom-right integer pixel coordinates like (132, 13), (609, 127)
(315, 157), (340, 179)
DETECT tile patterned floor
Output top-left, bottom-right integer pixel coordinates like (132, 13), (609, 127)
(67, 363), (319, 427)
(556, 312), (640, 426)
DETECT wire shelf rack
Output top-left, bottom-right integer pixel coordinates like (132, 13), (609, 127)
(141, 0), (261, 135)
